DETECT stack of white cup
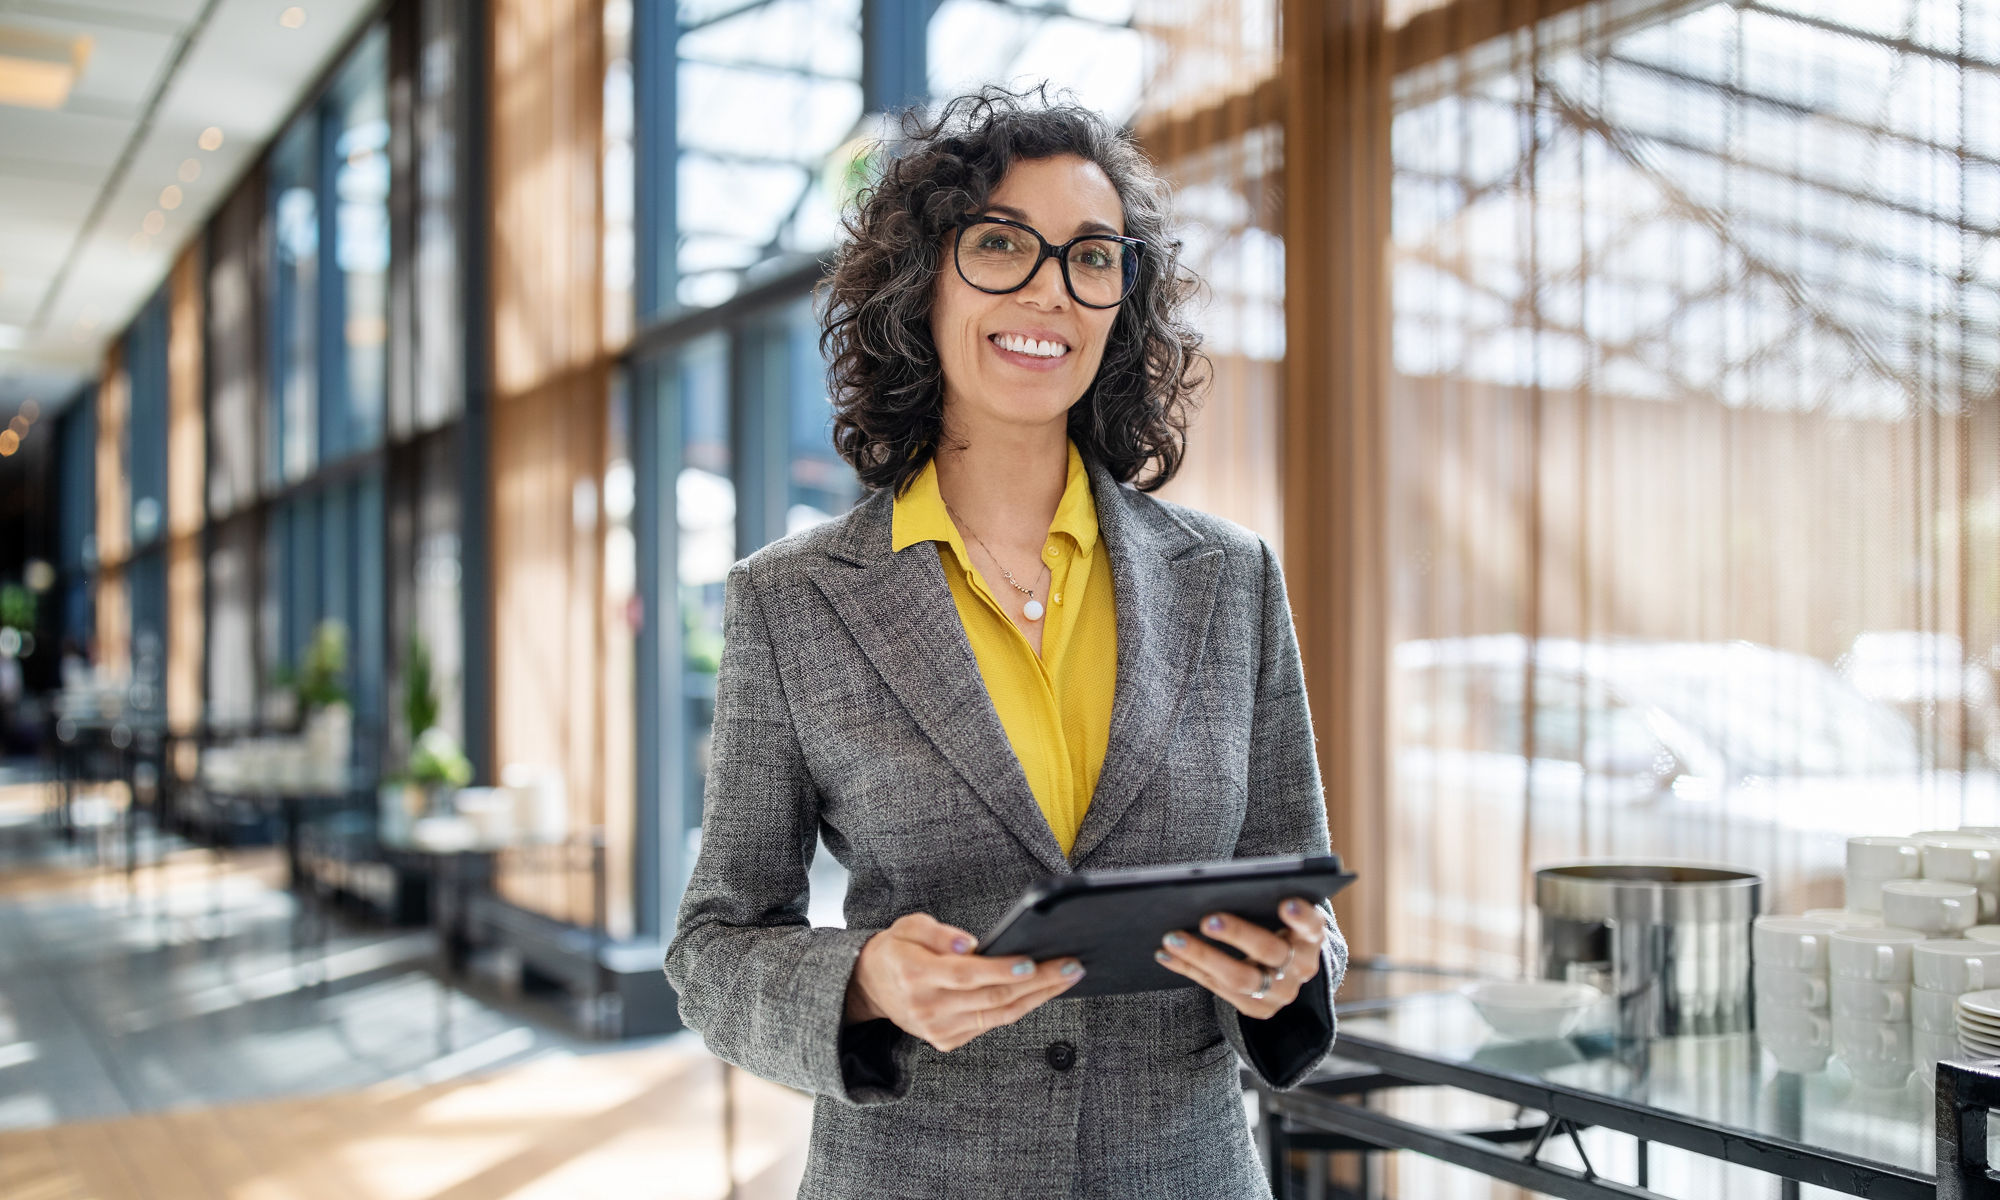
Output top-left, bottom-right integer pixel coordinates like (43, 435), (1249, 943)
(1753, 916), (1840, 1072)
(1846, 836), (1921, 912)
(1829, 926), (1926, 1088)
(1881, 879), (1979, 938)
(1911, 940), (2000, 1081)
(1919, 833), (2000, 922)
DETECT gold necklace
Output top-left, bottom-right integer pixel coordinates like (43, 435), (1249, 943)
(943, 501), (1046, 622)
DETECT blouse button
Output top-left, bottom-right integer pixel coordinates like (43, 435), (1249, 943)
(1052, 592), (1063, 604)
(1044, 545), (1059, 560)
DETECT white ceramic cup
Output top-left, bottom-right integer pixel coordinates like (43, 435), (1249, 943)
(1831, 975), (1910, 1022)
(1754, 964), (1830, 1010)
(1921, 834), (2000, 889)
(1881, 879), (1979, 937)
(1960, 827), (2000, 840)
(1916, 1029), (1962, 1083)
(1757, 1002), (1833, 1073)
(1912, 985), (1963, 1034)
(1913, 940), (2000, 993)
(1846, 871), (1894, 913)
(1832, 1016), (1915, 1089)
(1966, 926), (2000, 946)
(1848, 836), (1922, 880)
(1803, 908), (1882, 928)
(1831, 927), (1928, 981)
(1753, 916), (1840, 972)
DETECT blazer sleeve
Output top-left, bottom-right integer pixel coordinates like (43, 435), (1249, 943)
(663, 559), (916, 1106)
(1212, 536), (1351, 1091)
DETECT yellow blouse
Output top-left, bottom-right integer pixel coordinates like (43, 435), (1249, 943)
(890, 441), (1118, 855)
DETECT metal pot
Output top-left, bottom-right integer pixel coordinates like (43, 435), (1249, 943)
(1536, 862), (1762, 1040)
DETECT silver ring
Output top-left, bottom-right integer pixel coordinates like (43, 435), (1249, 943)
(1273, 945), (1298, 983)
(1248, 968), (1274, 1001)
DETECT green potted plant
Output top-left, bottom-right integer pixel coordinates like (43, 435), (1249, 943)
(384, 633), (473, 831)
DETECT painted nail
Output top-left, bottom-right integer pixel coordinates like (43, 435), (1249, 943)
(1204, 915), (1225, 933)
(1164, 932), (1187, 949)
(1283, 900), (1303, 918)
(1154, 949), (1174, 965)
(951, 936), (973, 953)
(1012, 960), (1034, 976)
(1060, 960), (1083, 977)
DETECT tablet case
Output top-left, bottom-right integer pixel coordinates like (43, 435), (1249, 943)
(976, 853), (1355, 999)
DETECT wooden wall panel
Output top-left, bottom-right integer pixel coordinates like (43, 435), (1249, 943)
(168, 247), (206, 730)
(96, 344), (130, 570)
(1281, 0), (1394, 959)
(488, 0), (613, 925)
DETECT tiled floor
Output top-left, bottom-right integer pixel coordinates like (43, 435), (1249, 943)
(0, 770), (813, 1198)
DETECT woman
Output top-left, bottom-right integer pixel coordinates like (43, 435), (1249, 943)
(664, 86), (1347, 1199)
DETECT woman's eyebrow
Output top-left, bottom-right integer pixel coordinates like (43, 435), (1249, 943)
(984, 204), (1122, 238)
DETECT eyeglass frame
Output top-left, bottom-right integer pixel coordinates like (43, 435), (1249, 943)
(950, 215), (1147, 310)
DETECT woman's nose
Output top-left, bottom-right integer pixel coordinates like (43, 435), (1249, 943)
(1017, 255), (1069, 308)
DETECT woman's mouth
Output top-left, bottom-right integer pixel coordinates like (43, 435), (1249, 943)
(987, 332), (1071, 370)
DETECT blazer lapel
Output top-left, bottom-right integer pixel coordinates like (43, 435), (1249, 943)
(1068, 461), (1226, 866)
(812, 491), (1074, 877)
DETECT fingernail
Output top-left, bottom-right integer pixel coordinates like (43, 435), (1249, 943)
(1012, 960), (1034, 976)
(1164, 932), (1187, 949)
(951, 936), (973, 953)
(1283, 900), (1303, 917)
(1154, 949), (1174, 965)
(1060, 960), (1083, 977)
(1203, 915), (1225, 933)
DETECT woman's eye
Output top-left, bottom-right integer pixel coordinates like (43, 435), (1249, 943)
(981, 235), (1015, 252)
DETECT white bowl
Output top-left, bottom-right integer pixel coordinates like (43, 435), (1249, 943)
(1463, 981), (1603, 1041)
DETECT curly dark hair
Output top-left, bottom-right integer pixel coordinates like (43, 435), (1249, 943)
(817, 83), (1208, 495)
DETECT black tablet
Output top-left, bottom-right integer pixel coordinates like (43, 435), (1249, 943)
(976, 854), (1356, 999)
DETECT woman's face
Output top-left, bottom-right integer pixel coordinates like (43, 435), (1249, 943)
(930, 154), (1127, 438)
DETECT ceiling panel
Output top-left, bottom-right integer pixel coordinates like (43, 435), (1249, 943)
(0, 0), (377, 412)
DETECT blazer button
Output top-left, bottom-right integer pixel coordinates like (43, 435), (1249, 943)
(1046, 1041), (1076, 1071)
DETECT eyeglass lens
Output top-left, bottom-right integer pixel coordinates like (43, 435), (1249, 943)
(957, 222), (1137, 307)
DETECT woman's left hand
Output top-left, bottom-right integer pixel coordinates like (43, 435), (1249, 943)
(1153, 898), (1324, 1019)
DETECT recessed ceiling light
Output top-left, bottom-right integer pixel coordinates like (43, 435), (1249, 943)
(178, 158), (201, 183)
(128, 233), (149, 253)
(0, 28), (93, 110)
(0, 430), (18, 457)
(20, 399), (38, 421)
(199, 126), (223, 151)
(8, 416), (26, 436)
(141, 211), (164, 236)
(159, 185), (182, 210)
(280, 7), (307, 29)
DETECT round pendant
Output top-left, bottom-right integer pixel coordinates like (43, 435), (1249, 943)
(1022, 598), (1045, 622)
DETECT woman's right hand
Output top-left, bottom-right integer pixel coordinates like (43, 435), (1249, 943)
(844, 912), (1084, 1052)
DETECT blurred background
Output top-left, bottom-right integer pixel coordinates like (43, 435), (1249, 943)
(0, 0), (1994, 1196)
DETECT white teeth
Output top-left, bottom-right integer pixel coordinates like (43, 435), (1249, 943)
(992, 333), (1069, 359)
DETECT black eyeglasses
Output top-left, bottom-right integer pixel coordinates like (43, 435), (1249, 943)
(952, 215), (1146, 309)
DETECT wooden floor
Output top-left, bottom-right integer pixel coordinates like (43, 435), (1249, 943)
(0, 775), (815, 1199)
(0, 1041), (813, 1200)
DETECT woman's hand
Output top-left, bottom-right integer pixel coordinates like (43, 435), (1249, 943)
(845, 912), (1085, 1052)
(1153, 898), (1325, 1020)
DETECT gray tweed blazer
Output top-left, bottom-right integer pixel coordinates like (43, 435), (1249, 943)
(664, 457), (1348, 1200)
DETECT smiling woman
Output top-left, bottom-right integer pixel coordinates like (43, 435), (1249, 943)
(666, 82), (1348, 1200)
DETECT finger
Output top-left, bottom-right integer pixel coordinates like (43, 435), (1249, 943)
(893, 911), (982, 956)
(934, 950), (1046, 990)
(1194, 912), (1293, 969)
(975, 969), (1085, 1033)
(1157, 945), (1292, 1018)
(1166, 928), (1272, 994)
(949, 958), (1084, 1010)
(1278, 898), (1328, 945)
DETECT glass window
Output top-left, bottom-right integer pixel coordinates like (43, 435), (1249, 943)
(206, 516), (258, 726)
(269, 119), (319, 488)
(782, 296), (857, 531)
(328, 30), (390, 458)
(125, 289), (169, 550)
(677, 333), (733, 849)
(207, 181), (264, 517)
(410, 0), (466, 432)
